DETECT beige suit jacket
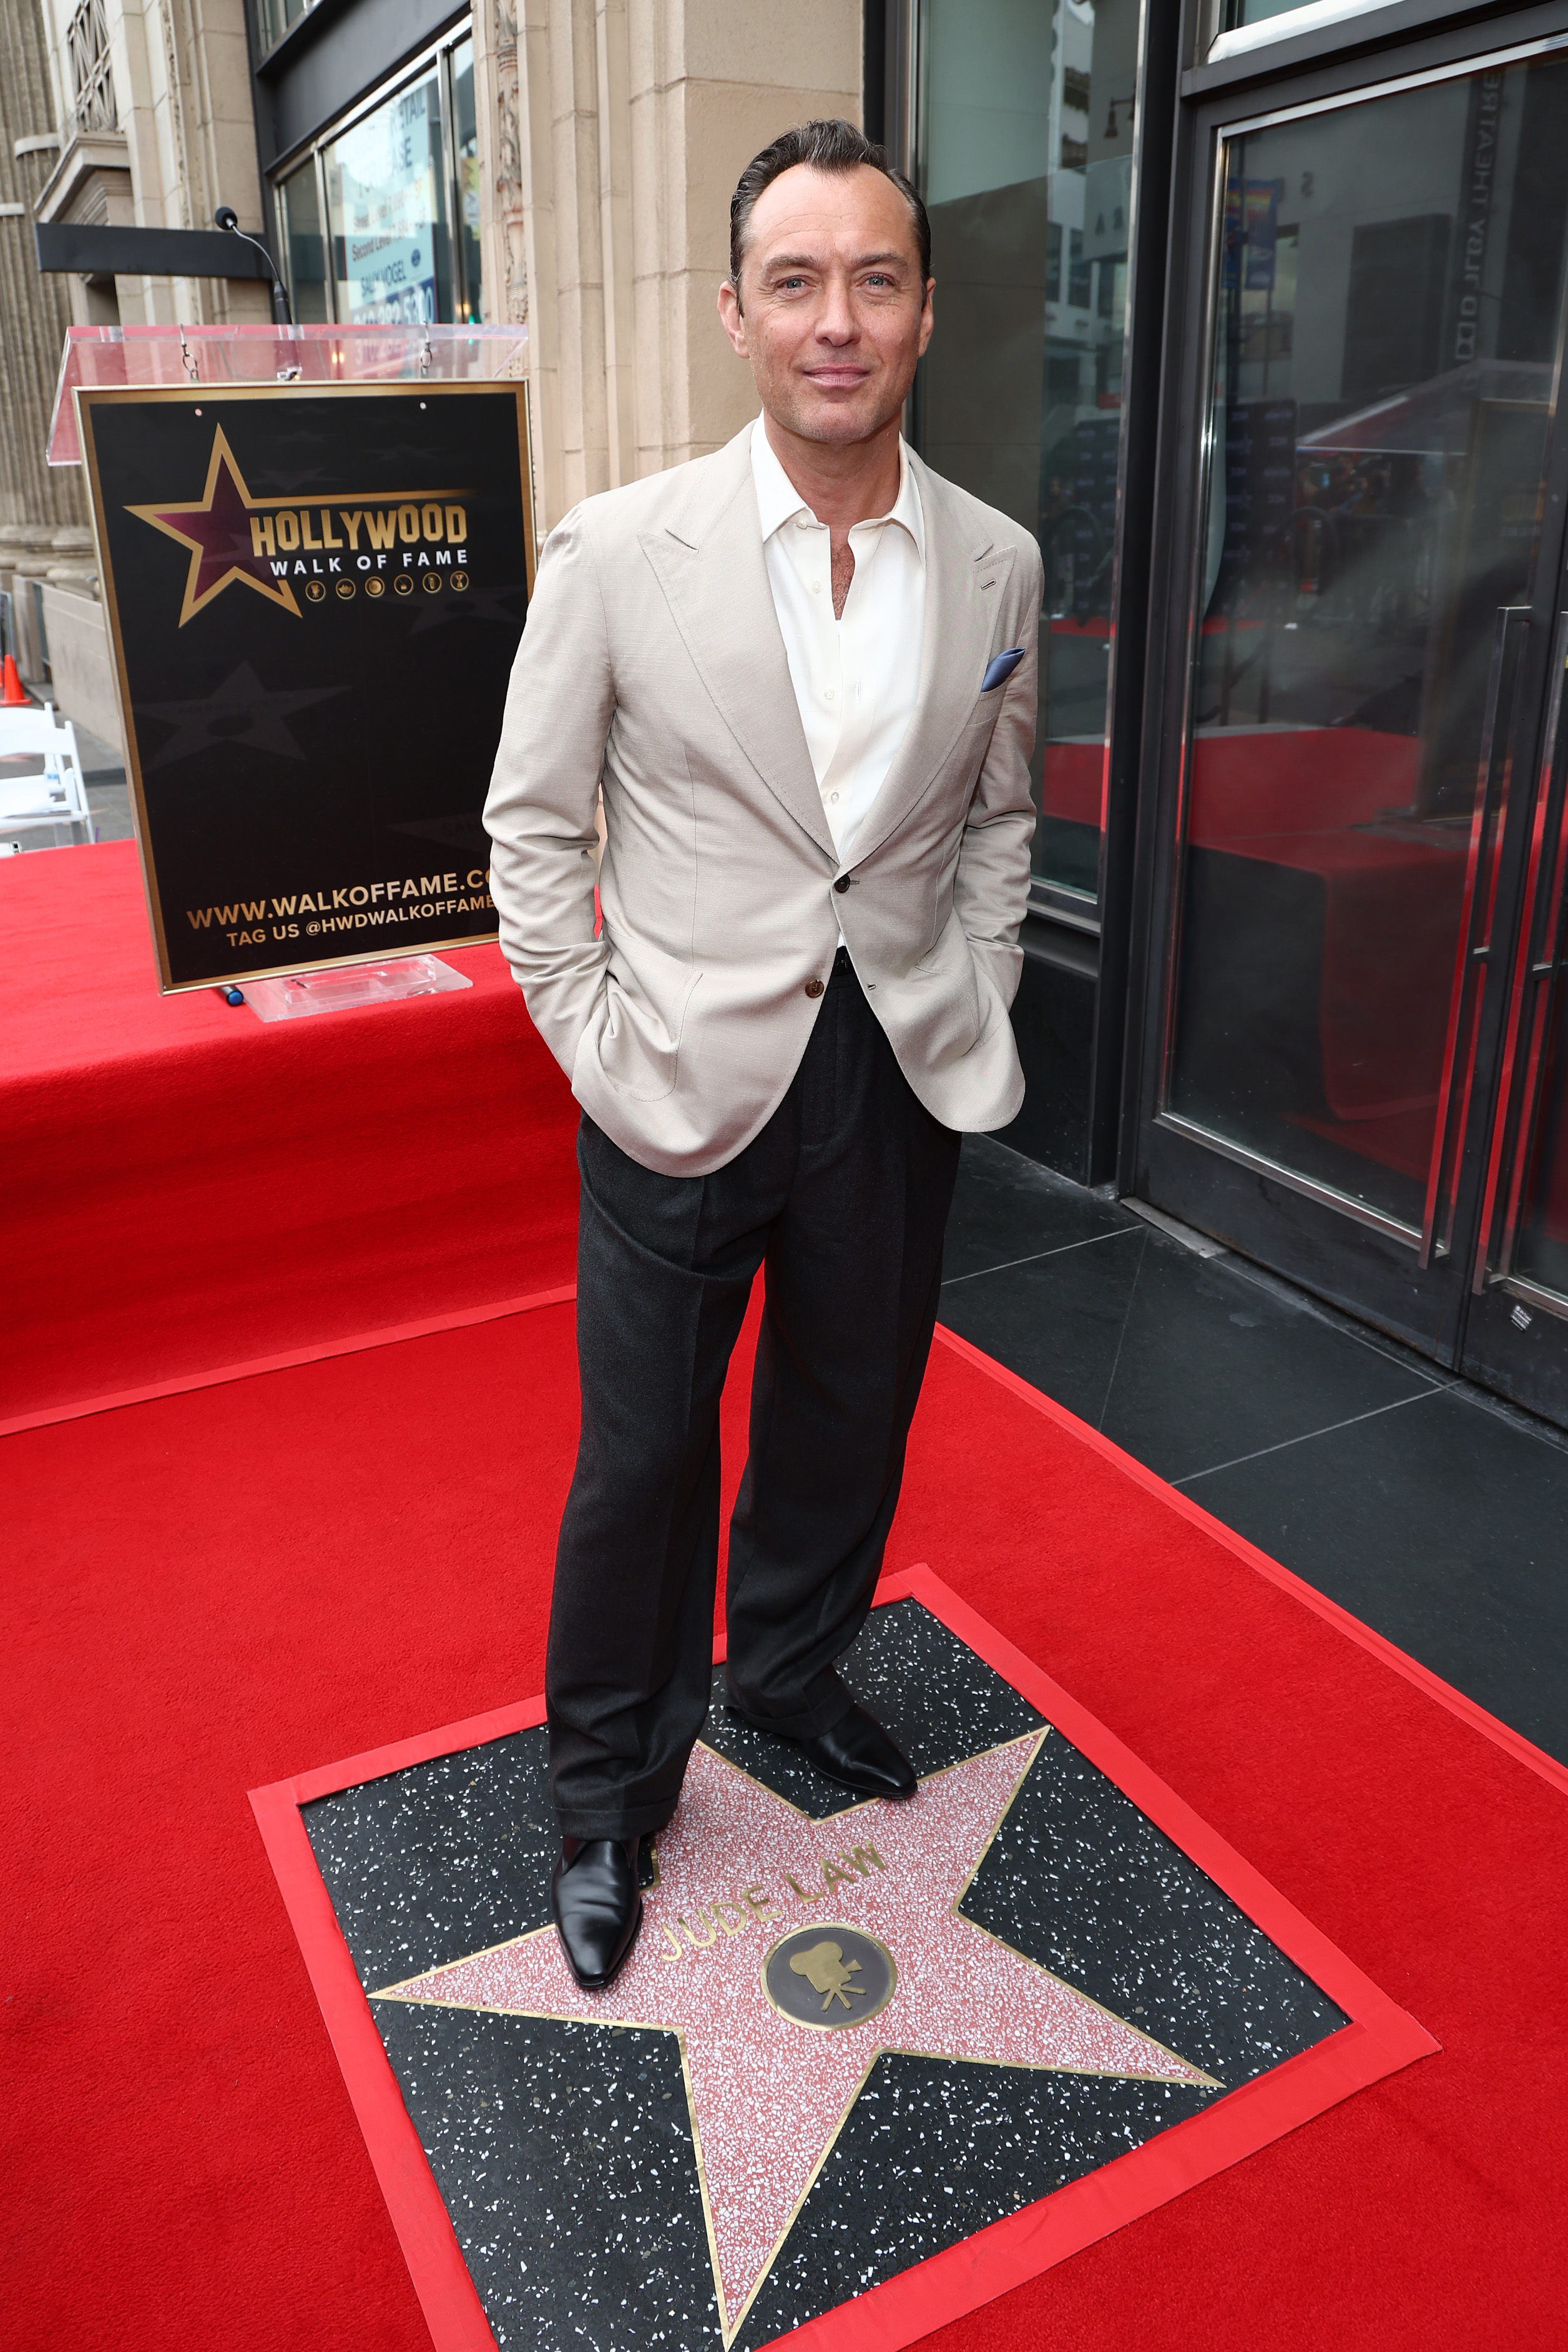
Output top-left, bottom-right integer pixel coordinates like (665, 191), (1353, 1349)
(484, 423), (1042, 1177)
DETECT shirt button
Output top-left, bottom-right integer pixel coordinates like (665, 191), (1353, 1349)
(811, 580), (821, 593)
(805, 978), (825, 998)
(824, 687), (835, 700)
(830, 790), (839, 802)
(833, 875), (851, 894)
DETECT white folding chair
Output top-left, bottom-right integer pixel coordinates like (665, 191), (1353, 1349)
(0, 705), (96, 844)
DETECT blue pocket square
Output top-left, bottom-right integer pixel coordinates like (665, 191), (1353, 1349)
(981, 647), (1026, 692)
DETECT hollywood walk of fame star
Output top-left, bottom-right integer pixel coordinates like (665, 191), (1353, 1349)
(375, 1735), (1219, 2344)
(127, 427), (301, 626)
(138, 660), (346, 768)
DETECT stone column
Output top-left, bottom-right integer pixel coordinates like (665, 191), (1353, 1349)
(474, 0), (861, 537)
(626, 0), (863, 481)
(110, 0), (273, 326)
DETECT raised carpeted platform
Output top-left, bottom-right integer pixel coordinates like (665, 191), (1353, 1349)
(7, 1291), (1567, 2350)
(1, 841), (579, 1425)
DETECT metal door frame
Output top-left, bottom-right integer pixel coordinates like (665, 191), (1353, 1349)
(1122, 0), (1568, 1374)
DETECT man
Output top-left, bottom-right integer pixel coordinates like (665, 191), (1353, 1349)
(484, 118), (1042, 1992)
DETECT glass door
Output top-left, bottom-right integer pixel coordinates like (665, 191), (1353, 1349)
(1464, 611), (1568, 1419)
(1137, 28), (1568, 1426)
(914, 0), (1142, 910)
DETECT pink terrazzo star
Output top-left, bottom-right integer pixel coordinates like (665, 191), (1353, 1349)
(375, 1733), (1215, 2342)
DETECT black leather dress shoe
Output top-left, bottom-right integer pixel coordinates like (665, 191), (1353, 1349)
(550, 1836), (642, 1990)
(800, 1703), (918, 1801)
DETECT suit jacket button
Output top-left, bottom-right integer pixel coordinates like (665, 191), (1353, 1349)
(805, 978), (825, 998)
(833, 875), (851, 894)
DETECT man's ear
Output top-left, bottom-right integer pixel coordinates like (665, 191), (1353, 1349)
(717, 277), (749, 357)
(917, 277), (936, 360)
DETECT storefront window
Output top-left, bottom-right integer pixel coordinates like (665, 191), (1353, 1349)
(255, 0), (315, 58)
(916, 0), (1140, 905)
(273, 36), (482, 329)
(323, 65), (453, 325)
(277, 156), (328, 323)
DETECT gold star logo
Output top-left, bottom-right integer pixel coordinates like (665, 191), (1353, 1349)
(127, 428), (301, 627)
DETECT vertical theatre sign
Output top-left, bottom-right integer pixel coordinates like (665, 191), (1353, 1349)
(76, 382), (534, 990)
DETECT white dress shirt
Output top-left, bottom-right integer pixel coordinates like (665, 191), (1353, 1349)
(750, 417), (925, 868)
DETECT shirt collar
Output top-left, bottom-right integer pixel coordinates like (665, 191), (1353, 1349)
(750, 416), (925, 561)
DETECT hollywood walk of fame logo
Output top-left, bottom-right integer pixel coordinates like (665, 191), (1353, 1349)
(126, 425), (473, 629)
(128, 428), (301, 625)
(372, 1734), (1219, 2345)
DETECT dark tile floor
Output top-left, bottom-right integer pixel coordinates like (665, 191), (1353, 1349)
(942, 1135), (1568, 1765)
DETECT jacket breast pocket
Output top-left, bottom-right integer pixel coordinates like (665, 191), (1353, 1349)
(594, 943), (702, 1102)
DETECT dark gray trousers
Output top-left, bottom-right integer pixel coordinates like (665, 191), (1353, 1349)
(545, 948), (962, 1839)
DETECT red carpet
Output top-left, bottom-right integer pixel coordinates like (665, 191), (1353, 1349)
(6, 1293), (1567, 2350)
(1, 841), (578, 1422)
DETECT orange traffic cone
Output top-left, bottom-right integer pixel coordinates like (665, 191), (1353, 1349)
(0, 654), (29, 706)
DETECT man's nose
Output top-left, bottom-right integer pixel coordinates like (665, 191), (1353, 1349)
(815, 277), (858, 343)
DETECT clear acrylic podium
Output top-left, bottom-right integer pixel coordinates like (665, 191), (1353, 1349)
(48, 320), (528, 466)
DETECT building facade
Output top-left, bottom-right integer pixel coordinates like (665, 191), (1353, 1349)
(6, 0), (1568, 1433)
(30, 0), (272, 328)
(251, 0), (862, 529)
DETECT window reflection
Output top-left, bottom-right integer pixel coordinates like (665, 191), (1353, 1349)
(324, 68), (453, 326)
(917, 0), (1140, 903)
(1170, 57), (1568, 1235)
(255, 0), (315, 57)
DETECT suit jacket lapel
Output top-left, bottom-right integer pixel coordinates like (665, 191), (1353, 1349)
(639, 432), (835, 861)
(848, 452), (1016, 868)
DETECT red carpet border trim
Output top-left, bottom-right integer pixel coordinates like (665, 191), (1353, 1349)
(252, 1566), (1438, 2352)
(0, 1283), (578, 1441)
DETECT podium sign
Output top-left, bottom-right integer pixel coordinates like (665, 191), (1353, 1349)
(76, 380), (533, 991)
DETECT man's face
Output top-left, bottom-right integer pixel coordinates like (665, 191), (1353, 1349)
(719, 164), (934, 446)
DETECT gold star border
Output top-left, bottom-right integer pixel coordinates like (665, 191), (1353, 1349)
(126, 426), (301, 628)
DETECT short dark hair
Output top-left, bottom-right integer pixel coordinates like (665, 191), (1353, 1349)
(728, 119), (931, 298)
